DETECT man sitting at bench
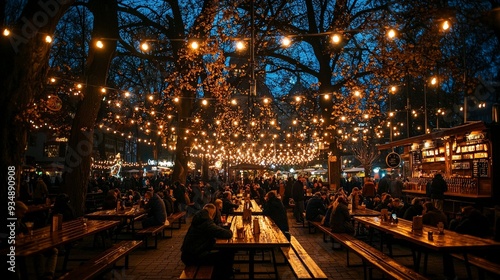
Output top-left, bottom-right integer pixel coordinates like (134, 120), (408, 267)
(329, 196), (354, 234)
(181, 203), (234, 279)
(142, 191), (167, 228)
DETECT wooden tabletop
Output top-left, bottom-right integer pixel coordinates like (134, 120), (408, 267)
(84, 207), (147, 220)
(354, 216), (500, 252)
(234, 199), (263, 215)
(5, 219), (119, 257)
(350, 207), (380, 217)
(215, 215), (289, 248)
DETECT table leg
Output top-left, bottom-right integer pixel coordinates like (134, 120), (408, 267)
(462, 253), (472, 280)
(271, 248), (279, 279)
(249, 249), (255, 280)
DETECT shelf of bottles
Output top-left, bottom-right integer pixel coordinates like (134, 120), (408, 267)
(406, 177), (478, 195)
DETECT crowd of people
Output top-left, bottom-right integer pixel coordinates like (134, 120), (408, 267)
(12, 169), (496, 280)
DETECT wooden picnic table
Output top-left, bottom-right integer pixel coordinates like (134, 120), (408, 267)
(234, 199), (263, 215)
(354, 216), (500, 278)
(215, 215), (289, 279)
(84, 207), (147, 233)
(3, 219), (119, 279)
(349, 207), (380, 217)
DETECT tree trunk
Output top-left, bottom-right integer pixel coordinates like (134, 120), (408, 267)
(61, 0), (118, 217)
(0, 0), (74, 234)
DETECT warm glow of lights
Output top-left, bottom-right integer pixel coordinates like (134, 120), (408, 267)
(50, 78), (56, 83)
(216, 120), (221, 125)
(173, 97), (179, 103)
(236, 41), (245, 50)
(364, 114), (369, 119)
(202, 99), (208, 106)
(45, 35), (52, 43)
(353, 90), (361, 97)
(263, 98), (270, 104)
(95, 40), (104, 48)
(233, 121), (238, 126)
(431, 77), (438, 85)
(3, 28), (10, 36)
(390, 86), (397, 93)
(148, 95), (154, 101)
(294, 96), (301, 102)
(341, 116), (346, 121)
(190, 41), (199, 49)
(76, 83), (82, 89)
(441, 20), (450, 31)
(323, 94), (330, 100)
(101, 88), (106, 94)
(282, 37), (291, 47)
(124, 91), (130, 97)
(141, 42), (149, 51)
(292, 120), (297, 125)
(231, 99), (237, 105)
(331, 34), (341, 44)
(387, 29), (396, 39)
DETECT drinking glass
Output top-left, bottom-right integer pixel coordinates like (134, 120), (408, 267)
(25, 222), (34, 236)
(437, 222), (444, 234)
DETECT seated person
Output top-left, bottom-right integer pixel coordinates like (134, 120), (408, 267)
(329, 196), (354, 234)
(221, 191), (239, 215)
(389, 198), (407, 218)
(102, 189), (118, 210)
(347, 187), (363, 209)
(213, 199), (223, 226)
(403, 197), (424, 221)
(262, 191), (289, 239)
(305, 192), (326, 222)
(52, 193), (75, 221)
(422, 201), (447, 227)
(141, 191), (167, 228)
(449, 206), (490, 238)
(181, 204), (234, 279)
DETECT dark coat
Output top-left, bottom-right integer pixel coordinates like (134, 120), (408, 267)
(330, 202), (354, 234)
(430, 174), (448, 199)
(305, 196), (326, 221)
(143, 194), (167, 227)
(292, 180), (305, 202)
(403, 204), (423, 221)
(221, 197), (239, 215)
(377, 176), (390, 195)
(181, 209), (232, 265)
(262, 196), (289, 233)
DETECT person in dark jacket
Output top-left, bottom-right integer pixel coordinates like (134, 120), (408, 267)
(292, 176), (306, 224)
(262, 191), (289, 239)
(141, 191), (167, 228)
(449, 206), (490, 238)
(377, 175), (390, 196)
(422, 201), (447, 227)
(403, 197), (424, 221)
(52, 193), (75, 222)
(221, 191), (239, 215)
(329, 196), (354, 234)
(181, 204), (233, 279)
(305, 192), (326, 222)
(430, 173), (447, 211)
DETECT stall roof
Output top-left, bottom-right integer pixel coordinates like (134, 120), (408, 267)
(377, 121), (487, 151)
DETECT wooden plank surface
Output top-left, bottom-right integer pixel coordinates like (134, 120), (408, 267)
(354, 216), (500, 252)
(234, 199), (263, 215)
(290, 236), (328, 279)
(281, 246), (312, 279)
(85, 207), (147, 220)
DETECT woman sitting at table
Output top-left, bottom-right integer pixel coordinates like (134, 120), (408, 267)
(181, 203), (234, 279)
(141, 191), (167, 229)
(329, 196), (354, 234)
(403, 197), (424, 221)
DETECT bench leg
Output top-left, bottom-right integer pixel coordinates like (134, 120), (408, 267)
(154, 234), (158, 249)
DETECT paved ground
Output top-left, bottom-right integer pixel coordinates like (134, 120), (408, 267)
(23, 209), (497, 279)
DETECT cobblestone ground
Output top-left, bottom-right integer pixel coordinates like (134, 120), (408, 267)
(34, 209), (496, 279)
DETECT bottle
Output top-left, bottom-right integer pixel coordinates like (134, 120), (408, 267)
(253, 217), (260, 235)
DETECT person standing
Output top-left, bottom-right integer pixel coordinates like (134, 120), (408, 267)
(389, 175), (404, 199)
(181, 204), (233, 279)
(33, 176), (49, 204)
(292, 176), (306, 224)
(362, 177), (376, 199)
(377, 174), (390, 196)
(429, 173), (447, 211)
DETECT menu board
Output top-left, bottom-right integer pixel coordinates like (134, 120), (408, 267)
(473, 159), (489, 178)
(412, 150), (422, 164)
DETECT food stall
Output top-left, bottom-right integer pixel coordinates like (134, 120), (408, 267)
(377, 121), (500, 209)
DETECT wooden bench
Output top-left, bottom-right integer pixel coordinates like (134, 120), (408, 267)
(178, 265), (214, 279)
(59, 240), (143, 280)
(136, 224), (165, 249)
(165, 211), (187, 237)
(280, 236), (328, 279)
(310, 222), (427, 280)
(451, 253), (500, 279)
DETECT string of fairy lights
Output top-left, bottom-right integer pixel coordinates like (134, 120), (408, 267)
(4, 18), (472, 167)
